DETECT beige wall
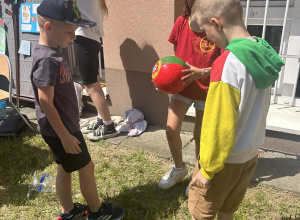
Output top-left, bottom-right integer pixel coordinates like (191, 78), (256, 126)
(102, 0), (194, 129)
(104, 0), (177, 72)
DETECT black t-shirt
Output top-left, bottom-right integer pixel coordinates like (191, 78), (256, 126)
(30, 44), (80, 136)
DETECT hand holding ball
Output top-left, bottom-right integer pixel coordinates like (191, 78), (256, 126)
(152, 56), (189, 94)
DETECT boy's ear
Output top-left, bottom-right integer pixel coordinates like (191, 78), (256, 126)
(211, 17), (223, 31)
(44, 21), (52, 33)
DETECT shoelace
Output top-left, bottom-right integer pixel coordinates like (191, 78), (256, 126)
(86, 121), (96, 130)
(93, 126), (105, 137)
(87, 119), (102, 130)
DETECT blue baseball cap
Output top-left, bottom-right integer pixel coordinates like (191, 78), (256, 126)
(37, 0), (97, 28)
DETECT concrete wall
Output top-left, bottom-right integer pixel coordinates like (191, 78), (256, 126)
(102, 0), (195, 129)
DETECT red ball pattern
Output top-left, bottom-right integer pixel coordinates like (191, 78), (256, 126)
(152, 56), (188, 94)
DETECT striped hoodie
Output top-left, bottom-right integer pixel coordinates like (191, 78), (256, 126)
(199, 37), (285, 180)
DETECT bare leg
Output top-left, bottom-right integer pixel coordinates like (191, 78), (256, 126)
(84, 78), (111, 122)
(194, 109), (204, 163)
(166, 99), (190, 168)
(78, 161), (101, 213)
(56, 164), (73, 213)
(218, 211), (234, 220)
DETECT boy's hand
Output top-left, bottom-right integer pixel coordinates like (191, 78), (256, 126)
(191, 170), (211, 189)
(181, 62), (204, 85)
(61, 134), (82, 154)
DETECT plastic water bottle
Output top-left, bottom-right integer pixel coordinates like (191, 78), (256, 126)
(27, 171), (56, 199)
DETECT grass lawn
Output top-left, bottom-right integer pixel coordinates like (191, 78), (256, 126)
(0, 128), (300, 220)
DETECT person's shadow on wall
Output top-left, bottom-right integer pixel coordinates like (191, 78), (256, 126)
(120, 38), (169, 127)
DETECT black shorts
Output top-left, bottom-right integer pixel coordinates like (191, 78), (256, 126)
(42, 131), (91, 173)
(74, 36), (101, 85)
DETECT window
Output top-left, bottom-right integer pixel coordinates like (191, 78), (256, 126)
(240, 0), (294, 7)
(247, 25), (283, 53)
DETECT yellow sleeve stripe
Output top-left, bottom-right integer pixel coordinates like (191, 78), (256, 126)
(200, 81), (241, 180)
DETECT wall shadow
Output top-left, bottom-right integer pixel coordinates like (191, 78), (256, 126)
(174, 0), (185, 22)
(119, 38), (169, 127)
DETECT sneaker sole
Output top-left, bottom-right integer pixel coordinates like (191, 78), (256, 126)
(87, 132), (119, 141)
(81, 129), (94, 134)
(158, 168), (188, 189)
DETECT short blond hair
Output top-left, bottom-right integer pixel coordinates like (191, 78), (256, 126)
(191, 0), (243, 27)
(37, 14), (47, 31)
(37, 14), (72, 32)
(37, 14), (57, 31)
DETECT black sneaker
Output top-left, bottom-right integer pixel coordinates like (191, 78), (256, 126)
(87, 123), (119, 141)
(57, 203), (87, 220)
(81, 118), (104, 134)
(86, 203), (125, 220)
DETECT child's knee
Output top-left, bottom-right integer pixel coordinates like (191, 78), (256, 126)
(165, 126), (179, 140)
(79, 160), (94, 173)
(57, 164), (68, 174)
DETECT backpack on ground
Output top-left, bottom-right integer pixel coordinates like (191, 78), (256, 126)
(0, 113), (29, 137)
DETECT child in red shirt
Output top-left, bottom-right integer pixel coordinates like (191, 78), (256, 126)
(158, 0), (221, 194)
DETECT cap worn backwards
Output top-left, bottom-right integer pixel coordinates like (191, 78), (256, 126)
(37, 0), (97, 28)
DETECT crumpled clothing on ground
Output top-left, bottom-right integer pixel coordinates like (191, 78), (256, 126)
(116, 109), (147, 137)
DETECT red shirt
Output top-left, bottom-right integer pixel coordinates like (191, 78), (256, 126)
(168, 15), (220, 101)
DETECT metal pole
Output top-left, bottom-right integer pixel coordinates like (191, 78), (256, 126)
(12, 4), (20, 107)
(244, 0), (250, 27)
(272, 0), (290, 103)
(261, 0), (269, 39)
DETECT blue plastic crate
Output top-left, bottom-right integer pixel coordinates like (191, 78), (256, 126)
(0, 101), (6, 119)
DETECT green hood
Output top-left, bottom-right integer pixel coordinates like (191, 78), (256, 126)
(226, 37), (285, 89)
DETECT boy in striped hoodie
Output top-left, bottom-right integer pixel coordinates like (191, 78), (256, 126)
(188, 0), (285, 219)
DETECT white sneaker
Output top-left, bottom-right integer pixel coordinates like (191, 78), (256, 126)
(158, 164), (188, 189)
(81, 118), (103, 134)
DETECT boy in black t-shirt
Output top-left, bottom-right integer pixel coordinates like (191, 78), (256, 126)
(30, 0), (124, 219)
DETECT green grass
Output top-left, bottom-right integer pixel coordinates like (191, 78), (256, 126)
(0, 129), (300, 220)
